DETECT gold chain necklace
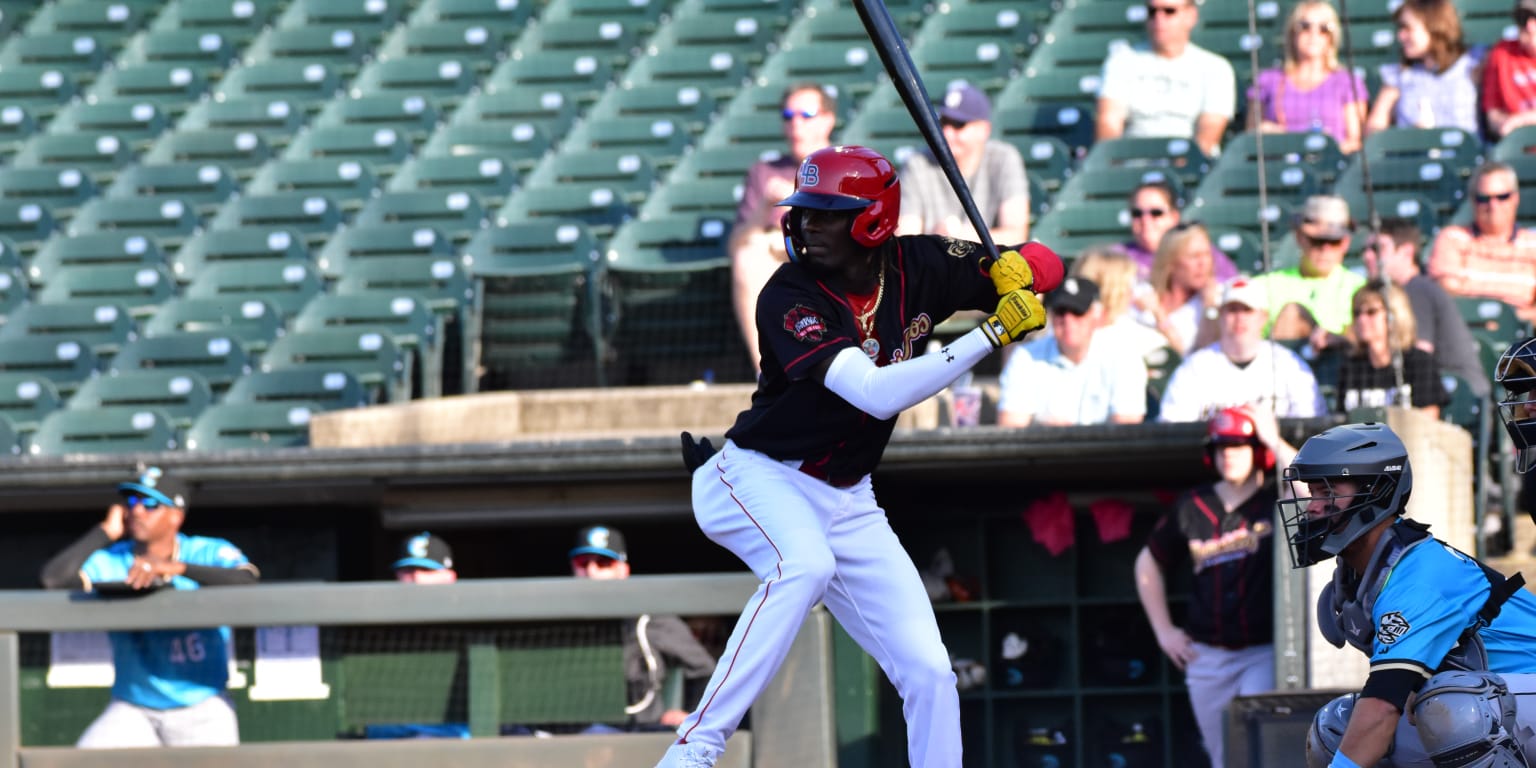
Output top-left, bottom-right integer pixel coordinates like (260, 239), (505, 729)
(854, 258), (886, 338)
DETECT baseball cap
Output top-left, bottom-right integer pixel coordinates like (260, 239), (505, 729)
(1220, 277), (1269, 313)
(938, 82), (991, 124)
(569, 525), (628, 562)
(394, 531), (453, 571)
(1296, 195), (1353, 241)
(117, 466), (188, 509)
(1519, 0), (1536, 18)
(1045, 277), (1099, 315)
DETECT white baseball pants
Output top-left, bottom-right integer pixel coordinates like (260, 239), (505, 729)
(1185, 642), (1274, 768)
(669, 440), (961, 767)
(77, 694), (239, 748)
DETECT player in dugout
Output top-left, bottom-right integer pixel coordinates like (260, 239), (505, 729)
(662, 144), (1064, 768)
(1282, 423), (1536, 767)
(39, 466), (260, 748)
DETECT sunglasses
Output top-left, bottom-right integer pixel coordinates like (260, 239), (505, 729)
(781, 108), (820, 121)
(1145, 4), (1183, 17)
(1301, 232), (1347, 248)
(123, 494), (165, 510)
(1296, 20), (1333, 33)
(1475, 191), (1516, 205)
(1130, 207), (1168, 219)
(572, 554), (618, 569)
(1353, 305), (1384, 318)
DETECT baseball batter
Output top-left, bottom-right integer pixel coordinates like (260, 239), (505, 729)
(1134, 406), (1297, 768)
(38, 467), (260, 748)
(656, 145), (1064, 768)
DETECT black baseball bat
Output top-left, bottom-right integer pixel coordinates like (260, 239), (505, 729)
(851, 0), (999, 263)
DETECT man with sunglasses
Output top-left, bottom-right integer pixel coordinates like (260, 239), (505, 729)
(731, 82), (838, 372)
(1096, 0), (1236, 157)
(1480, 0), (1536, 138)
(1429, 161), (1536, 323)
(1253, 195), (1366, 350)
(569, 525), (717, 732)
(38, 467), (259, 748)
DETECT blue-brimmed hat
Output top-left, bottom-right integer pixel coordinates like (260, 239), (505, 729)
(117, 466), (188, 508)
(569, 525), (627, 562)
(394, 531), (453, 571)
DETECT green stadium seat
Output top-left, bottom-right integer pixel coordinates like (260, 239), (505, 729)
(261, 327), (409, 403)
(1363, 127), (1484, 179)
(1081, 136), (1212, 188)
(0, 267), (28, 317)
(753, 45), (882, 101)
(420, 123), (552, 174)
(86, 63), (209, 118)
(624, 48), (751, 99)
(118, 29), (239, 71)
(49, 101), (170, 149)
(171, 228), (309, 282)
(293, 293), (443, 397)
(1053, 166), (1184, 207)
(0, 67), (79, 123)
(245, 26), (374, 78)
(282, 125), (415, 178)
(178, 97), (309, 146)
(638, 175), (743, 220)
(144, 128), (274, 179)
(223, 368), (368, 410)
(1191, 162), (1321, 209)
(451, 88), (580, 138)
(183, 400), (317, 450)
(215, 61), (344, 107)
(916, 4), (1039, 59)
(35, 263), (176, 316)
(0, 201), (58, 251)
(1457, 296), (1528, 341)
(11, 134), (136, 181)
(542, 0), (669, 32)
(0, 236), (19, 270)
(67, 369), (213, 429)
(151, 0), (284, 45)
(246, 158), (380, 213)
(0, 337), (100, 396)
(515, 17), (644, 69)
(1187, 198), (1297, 240)
(377, 22), (507, 67)
(665, 145), (760, 181)
(911, 40), (1019, 92)
(566, 118), (694, 168)
(485, 51), (615, 106)
(143, 296), (285, 353)
(646, 13), (780, 66)
(676, 0), (795, 16)
(1026, 32), (1134, 78)
(996, 68), (1100, 107)
(587, 84), (718, 133)
(497, 184), (633, 239)
(274, 0), (407, 34)
(1338, 190), (1440, 239)
(527, 150), (658, 202)
(993, 102), (1096, 159)
(1005, 134), (1077, 193)
(0, 33), (111, 79)
(840, 107), (925, 167)
(0, 105), (38, 158)
(696, 113), (789, 154)
(353, 191), (487, 242)
(387, 154), (519, 209)
(349, 57), (481, 108)
(0, 167), (99, 218)
(1024, 201), (1129, 261)
(1040, 2), (1146, 36)
(184, 259), (326, 319)
(413, 0), (535, 30)
(315, 224), (454, 278)
(28, 405), (179, 454)
(109, 331), (253, 393)
(209, 193), (345, 247)
(1207, 227), (1267, 275)
(33, 227), (154, 281)
(0, 372), (63, 434)
(106, 163), (240, 216)
(0, 300), (137, 356)
(1493, 124), (1536, 161)
(67, 197), (201, 250)
(315, 95), (442, 143)
(1219, 131), (1349, 185)
(332, 254), (479, 394)
(25, 0), (149, 38)
(1334, 156), (1464, 218)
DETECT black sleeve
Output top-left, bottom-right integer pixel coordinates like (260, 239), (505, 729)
(1408, 350), (1450, 408)
(181, 563), (261, 585)
(39, 527), (113, 590)
(1360, 668), (1424, 713)
(1144, 497), (1193, 573)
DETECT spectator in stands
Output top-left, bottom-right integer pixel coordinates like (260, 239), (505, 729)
(1365, 0), (1484, 135)
(1482, 0), (1536, 138)
(1361, 217), (1490, 397)
(1138, 222), (1223, 356)
(1330, 279), (1448, 417)
(38, 467), (259, 748)
(1158, 277), (1326, 422)
(1251, 0), (1369, 154)
(569, 525), (717, 731)
(392, 531), (457, 584)
(997, 277), (1147, 427)
(1251, 195), (1366, 348)
(1120, 180), (1240, 283)
(1430, 161), (1536, 322)
(730, 82), (837, 371)
(1071, 248), (1168, 357)
(896, 82), (1030, 244)
(1096, 0), (1237, 157)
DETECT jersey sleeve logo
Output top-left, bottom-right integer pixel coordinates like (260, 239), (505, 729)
(942, 237), (976, 258)
(782, 304), (827, 343)
(1377, 611), (1411, 645)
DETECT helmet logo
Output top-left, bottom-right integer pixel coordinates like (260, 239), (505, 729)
(1377, 611), (1410, 645)
(782, 304), (826, 343)
(800, 162), (819, 187)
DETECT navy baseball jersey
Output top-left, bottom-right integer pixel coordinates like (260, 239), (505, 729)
(725, 235), (999, 479)
(1146, 485), (1276, 648)
(1366, 526), (1536, 678)
(81, 534), (249, 710)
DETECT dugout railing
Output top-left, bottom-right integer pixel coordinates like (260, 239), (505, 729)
(0, 575), (837, 768)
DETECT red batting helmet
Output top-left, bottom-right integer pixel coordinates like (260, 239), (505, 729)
(1204, 407), (1274, 472)
(778, 145), (900, 253)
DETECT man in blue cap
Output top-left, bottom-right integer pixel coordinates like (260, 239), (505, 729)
(392, 531), (458, 584)
(39, 466), (259, 747)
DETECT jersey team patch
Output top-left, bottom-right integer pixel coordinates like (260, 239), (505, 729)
(942, 237), (976, 258)
(783, 304), (827, 343)
(1377, 611), (1411, 645)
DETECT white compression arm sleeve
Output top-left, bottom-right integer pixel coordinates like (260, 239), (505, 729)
(822, 327), (996, 420)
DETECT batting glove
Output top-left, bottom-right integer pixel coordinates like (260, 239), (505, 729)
(980, 289), (1045, 348)
(990, 242), (1063, 295)
(990, 249), (1035, 295)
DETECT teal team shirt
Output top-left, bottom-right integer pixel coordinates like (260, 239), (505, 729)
(1370, 527), (1536, 679)
(80, 534), (249, 710)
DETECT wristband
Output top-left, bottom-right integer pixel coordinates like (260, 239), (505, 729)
(1329, 752), (1362, 768)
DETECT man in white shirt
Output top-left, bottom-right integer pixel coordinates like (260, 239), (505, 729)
(1158, 277), (1325, 422)
(1096, 0), (1236, 157)
(998, 277), (1147, 427)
